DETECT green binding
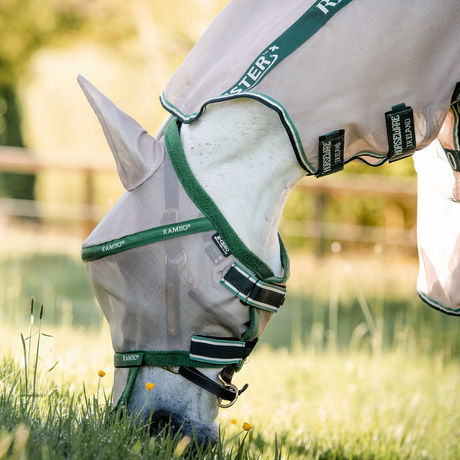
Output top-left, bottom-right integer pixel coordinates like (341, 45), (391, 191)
(112, 367), (140, 413)
(81, 217), (214, 262)
(114, 350), (224, 369)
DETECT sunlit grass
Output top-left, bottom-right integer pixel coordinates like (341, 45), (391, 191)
(1, 315), (460, 459)
(1, 235), (459, 458)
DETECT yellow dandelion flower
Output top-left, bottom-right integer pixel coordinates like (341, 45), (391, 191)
(146, 382), (155, 391)
(231, 418), (237, 425)
(242, 422), (252, 432)
(98, 370), (106, 378)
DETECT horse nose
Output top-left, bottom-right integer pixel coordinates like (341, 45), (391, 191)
(114, 367), (220, 446)
(148, 409), (219, 446)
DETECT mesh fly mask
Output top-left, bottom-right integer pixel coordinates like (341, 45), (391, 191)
(81, 116), (289, 409)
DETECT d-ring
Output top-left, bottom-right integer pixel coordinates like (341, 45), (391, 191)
(216, 382), (239, 408)
(216, 372), (239, 408)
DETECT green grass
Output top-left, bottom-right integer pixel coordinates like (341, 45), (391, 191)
(1, 340), (460, 459)
(1, 251), (460, 458)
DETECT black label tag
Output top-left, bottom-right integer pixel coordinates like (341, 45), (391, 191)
(212, 233), (231, 257)
(386, 103), (416, 162)
(316, 129), (345, 177)
(445, 149), (460, 172)
(205, 233), (232, 265)
(451, 82), (460, 105)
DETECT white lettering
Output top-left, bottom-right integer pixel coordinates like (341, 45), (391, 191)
(123, 354), (139, 361)
(404, 118), (413, 147)
(323, 141), (332, 172)
(391, 115), (403, 155)
(334, 142), (342, 163)
(247, 66), (262, 81)
(239, 76), (252, 88)
(163, 224), (192, 236)
(316, 0), (342, 15)
(229, 86), (243, 95)
(102, 240), (125, 252)
(255, 56), (271, 71)
(215, 236), (229, 253)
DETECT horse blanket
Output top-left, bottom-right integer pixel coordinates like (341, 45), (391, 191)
(161, 0), (460, 175)
(415, 141), (460, 316)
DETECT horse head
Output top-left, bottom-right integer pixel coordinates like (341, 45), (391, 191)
(78, 76), (297, 444)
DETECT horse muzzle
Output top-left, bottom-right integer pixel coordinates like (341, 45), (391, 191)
(114, 367), (222, 445)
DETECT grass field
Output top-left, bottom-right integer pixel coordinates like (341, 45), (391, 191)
(1, 235), (460, 459)
(2, 324), (460, 459)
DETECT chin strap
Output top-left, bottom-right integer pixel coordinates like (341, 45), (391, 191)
(112, 337), (258, 413)
(178, 365), (248, 408)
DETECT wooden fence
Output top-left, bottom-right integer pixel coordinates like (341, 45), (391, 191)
(0, 146), (417, 248)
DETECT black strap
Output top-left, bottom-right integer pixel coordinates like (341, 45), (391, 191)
(178, 366), (248, 401)
(451, 82), (460, 106)
(189, 335), (258, 365)
(221, 263), (286, 313)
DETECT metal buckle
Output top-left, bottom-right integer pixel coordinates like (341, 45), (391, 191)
(162, 366), (180, 375)
(216, 372), (239, 409)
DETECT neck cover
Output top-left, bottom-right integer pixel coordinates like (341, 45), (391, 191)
(161, 0), (460, 175)
(415, 141), (460, 316)
(82, 119), (289, 369)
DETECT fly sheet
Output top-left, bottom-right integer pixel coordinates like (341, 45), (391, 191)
(415, 141), (460, 316)
(161, 0), (460, 175)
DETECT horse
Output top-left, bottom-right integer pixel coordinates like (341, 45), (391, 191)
(78, 0), (460, 446)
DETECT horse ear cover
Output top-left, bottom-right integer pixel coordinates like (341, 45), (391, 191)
(78, 75), (164, 191)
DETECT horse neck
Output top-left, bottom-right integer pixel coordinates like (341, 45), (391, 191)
(180, 100), (305, 277)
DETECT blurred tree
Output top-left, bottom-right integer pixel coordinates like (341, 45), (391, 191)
(0, 0), (135, 200)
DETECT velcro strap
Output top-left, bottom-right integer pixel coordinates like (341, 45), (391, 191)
(220, 262), (286, 313)
(385, 103), (416, 162)
(189, 335), (254, 365)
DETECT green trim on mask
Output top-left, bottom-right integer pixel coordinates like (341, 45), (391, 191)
(81, 217), (214, 262)
(164, 118), (290, 284)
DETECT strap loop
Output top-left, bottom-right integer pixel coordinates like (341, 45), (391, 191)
(220, 262), (286, 313)
(386, 103), (416, 163)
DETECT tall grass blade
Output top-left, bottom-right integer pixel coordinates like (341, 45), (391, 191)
(20, 333), (28, 395)
(32, 304), (44, 402)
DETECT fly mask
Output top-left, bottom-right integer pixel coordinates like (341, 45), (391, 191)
(78, 77), (289, 412)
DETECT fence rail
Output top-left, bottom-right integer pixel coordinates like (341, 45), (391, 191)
(0, 146), (417, 247)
